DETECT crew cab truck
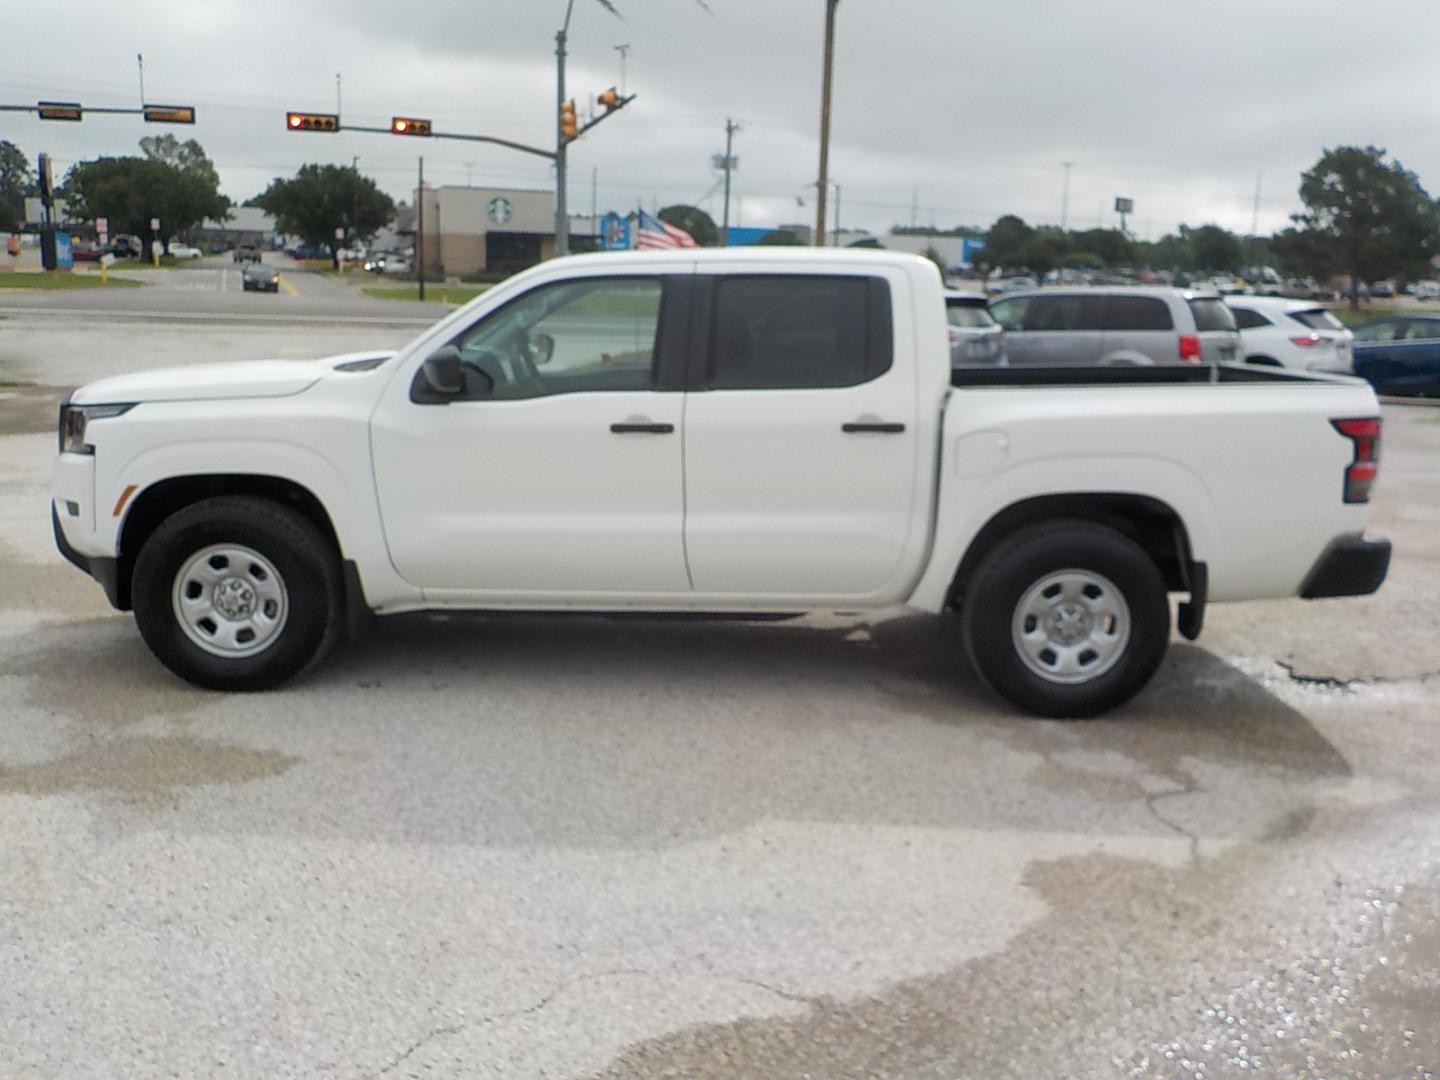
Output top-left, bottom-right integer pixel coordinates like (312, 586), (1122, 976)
(52, 250), (1392, 717)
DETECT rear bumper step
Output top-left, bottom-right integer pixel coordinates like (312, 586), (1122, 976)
(1299, 534), (1393, 599)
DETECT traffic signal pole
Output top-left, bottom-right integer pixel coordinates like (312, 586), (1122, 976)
(555, 17), (571, 256)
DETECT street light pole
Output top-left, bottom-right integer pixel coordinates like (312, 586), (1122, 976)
(554, 0), (576, 257)
(814, 0), (839, 247)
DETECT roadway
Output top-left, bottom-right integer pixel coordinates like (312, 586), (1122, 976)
(0, 293), (1437, 1078)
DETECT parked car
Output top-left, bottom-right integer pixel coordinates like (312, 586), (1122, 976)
(1352, 315), (1440, 397)
(944, 290), (1006, 366)
(167, 242), (203, 260)
(1224, 296), (1353, 374)
(987, 287), (1240, 366)
(109, 236), (141, 258)
(1369, 281), (1395, 299)
(241, 262), (280, 293)
(988, 275), (1039, 295)
(51, 250), (1391, 718)
(71, 245), (105, 262)
(383, 256), (414, 276)
(1207, 275), (1247, 296)
(1411, 281), (1440, 303)
(233, 244), (262, 264)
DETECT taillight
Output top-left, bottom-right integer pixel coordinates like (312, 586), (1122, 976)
(1178, 334), (1202, 363)
(1290, 333), (1335, 348)
(1331, 417), (1380, 503)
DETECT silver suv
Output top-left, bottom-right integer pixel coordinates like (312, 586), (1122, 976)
(988, 287), (1240, 366)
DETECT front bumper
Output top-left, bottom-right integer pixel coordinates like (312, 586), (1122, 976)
(1299, 534), (1393, 599)
(52, 503), (125, 609)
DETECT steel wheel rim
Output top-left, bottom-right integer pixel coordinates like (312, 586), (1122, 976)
(171, 544), (290, 659)
(1011, 568), (1131, 685)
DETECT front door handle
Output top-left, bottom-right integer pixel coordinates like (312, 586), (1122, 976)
(610, 421), (675, 434)
(842, 421), (906, 434)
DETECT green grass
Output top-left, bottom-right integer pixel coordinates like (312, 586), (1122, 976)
(0, 272), (142, 289)
(362, 284), (490, 304)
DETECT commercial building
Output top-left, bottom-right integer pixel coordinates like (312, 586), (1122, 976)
(415, 186), (594, 277)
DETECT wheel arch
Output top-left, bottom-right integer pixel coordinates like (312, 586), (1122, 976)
(946, 493), (1198, 610)
(115, 474), (341, 611)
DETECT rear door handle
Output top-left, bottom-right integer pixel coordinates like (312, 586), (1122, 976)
(610, 421), (674, 434)
(842, 421), (906, 434)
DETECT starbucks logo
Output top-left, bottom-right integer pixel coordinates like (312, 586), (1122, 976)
(488, 197), (513, 225)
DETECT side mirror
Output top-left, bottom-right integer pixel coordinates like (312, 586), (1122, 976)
(531, 332), (556, 366)
(422, 346), (464, 394)
(411, 345), (493, 404)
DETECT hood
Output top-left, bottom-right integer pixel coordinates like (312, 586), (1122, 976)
(70, 351), (396, 405)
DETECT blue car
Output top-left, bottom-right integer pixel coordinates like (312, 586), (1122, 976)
(1352, 315), (1440, 397)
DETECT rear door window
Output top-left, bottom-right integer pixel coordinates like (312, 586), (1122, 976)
(1354, 320), (1405, 343)
(1230, 307), (1271, 330)
(1026, 294), (1105, 331)
(1187, 298), (1237, 332)
(1404, 320), (1440, 341)
(1104, 296), (1174, 331)
(708, 275), (892, 390)
(988, 296), (1029, 332)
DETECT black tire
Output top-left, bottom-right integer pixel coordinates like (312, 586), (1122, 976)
(131, 496), (341, 691)
(960, 520), (1170, 719)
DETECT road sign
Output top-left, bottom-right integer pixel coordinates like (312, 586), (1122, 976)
(150, 218), (160, 231)
(335, 227), (344, 240)
(142, 104), (196, 124)
(1114, 197), (1134, 214)
(96, 217), (108, 233)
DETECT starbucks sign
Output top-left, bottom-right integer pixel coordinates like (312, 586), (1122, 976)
(487, 197), (513, 225)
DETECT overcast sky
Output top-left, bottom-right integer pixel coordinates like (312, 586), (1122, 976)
(4, 0), (1440, 240)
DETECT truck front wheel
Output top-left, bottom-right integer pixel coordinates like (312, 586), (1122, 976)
(961, 520), (1170, 718)
(132, 496), (341, 691)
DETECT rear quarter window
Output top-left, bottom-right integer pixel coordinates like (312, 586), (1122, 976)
(1230, 307), (1272, 330)
(1187, 298), (1237, 332)
(1287, 308), (1345, 332)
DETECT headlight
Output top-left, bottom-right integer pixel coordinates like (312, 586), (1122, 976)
(58, 402), (135, 454)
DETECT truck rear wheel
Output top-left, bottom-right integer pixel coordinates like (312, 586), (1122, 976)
(961, 520), (1170, 718)
(132, 496), (341, 691)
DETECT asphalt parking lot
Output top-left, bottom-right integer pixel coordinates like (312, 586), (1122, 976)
(1, 296), (1438, 1078)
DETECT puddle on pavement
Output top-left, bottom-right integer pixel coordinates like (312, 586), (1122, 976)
(0, 384), (66, 437)
(0, 734), (296, 796)
(589, 843), (1440, 1080)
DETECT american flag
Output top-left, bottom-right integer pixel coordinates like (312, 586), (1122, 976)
(635, 209), (698, 250)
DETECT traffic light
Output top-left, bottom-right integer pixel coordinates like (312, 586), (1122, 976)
(286, 111), (339, 132)
(391, 116), (432, 136)
(597, 87), (622, 111)
(143, 104), (196, 124)
(37, 101), (82, 121)
(560, 100), (578, 141)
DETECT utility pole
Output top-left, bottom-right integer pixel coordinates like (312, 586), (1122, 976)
(555, 3), (573, 257)
(416, 156), (425, 302)
(136, 53), (145, 108)
(1060, 161), (1074, 231)
(910, 185), (918, 229)
(814, 0), (839, 246)
(832, 182), (842, 247)
(720, 118), (740, 246)
(336, 73), (342, 118)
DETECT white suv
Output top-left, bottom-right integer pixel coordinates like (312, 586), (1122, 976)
(1225, 295), (1353, 374)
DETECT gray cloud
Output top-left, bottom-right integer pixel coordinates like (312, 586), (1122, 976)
(3, 0), (1438, 238)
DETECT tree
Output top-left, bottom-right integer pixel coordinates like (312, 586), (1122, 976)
(253, 165), (395, 269)
(979, 214), (1034, 275)
(657, 204), (718, 246)
(1184, 224), (1243, 273)
(1289, 145), (1440, 308)
(1069, 227), (1135, 269)
(0, 140), (33, 230)
(59, 151), (229, 257)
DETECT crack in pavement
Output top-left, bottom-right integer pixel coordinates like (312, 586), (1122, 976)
(370, 967), (818, 1077)
(1143, 785), (1204, 863)
(1275, 660), (1440, 691)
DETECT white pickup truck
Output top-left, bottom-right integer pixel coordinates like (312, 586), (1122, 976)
(52, 250), (1391, 717)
